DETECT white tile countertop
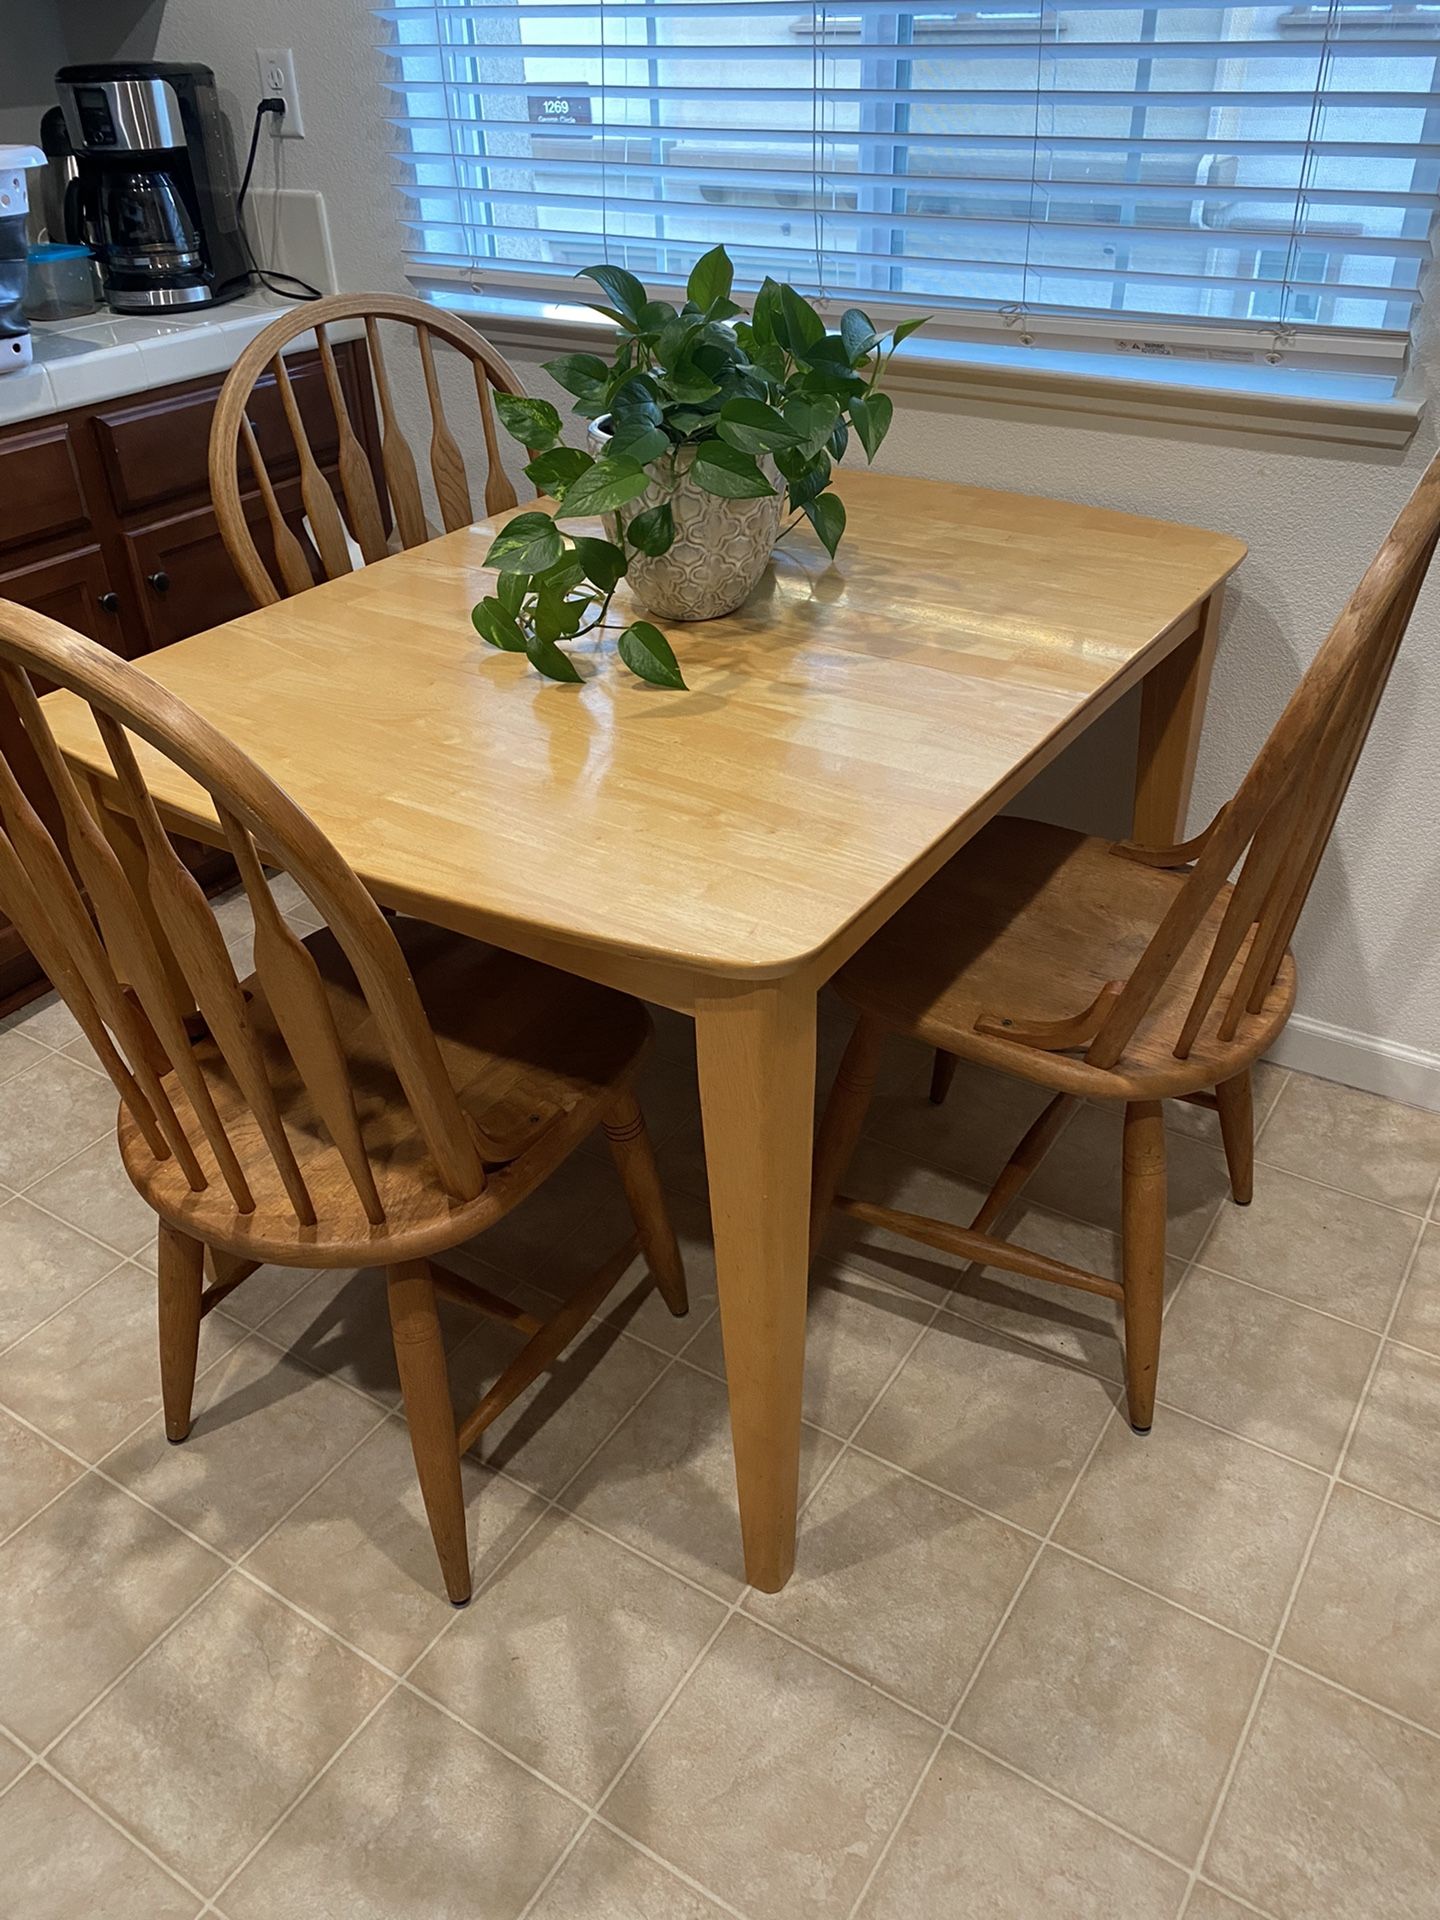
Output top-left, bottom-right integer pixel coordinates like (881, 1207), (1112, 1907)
(0, 290), (356, 426)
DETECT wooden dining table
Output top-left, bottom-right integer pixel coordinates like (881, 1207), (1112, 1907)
(43, 464), (1245, 1593)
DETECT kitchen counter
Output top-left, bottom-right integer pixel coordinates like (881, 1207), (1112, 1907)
(0, 289), (349, 426)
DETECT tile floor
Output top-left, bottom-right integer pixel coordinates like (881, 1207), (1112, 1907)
(1, 893), (1439, 1918)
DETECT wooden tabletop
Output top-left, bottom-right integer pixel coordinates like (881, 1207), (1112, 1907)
(43, 467), (1244, 986)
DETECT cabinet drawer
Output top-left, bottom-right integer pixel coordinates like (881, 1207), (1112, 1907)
(92, 348), (344, 517)
(0, 423), (90, 556)
(122, 484), (316, 653)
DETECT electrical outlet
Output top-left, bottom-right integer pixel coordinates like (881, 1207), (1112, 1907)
(256, 47), (305, 138)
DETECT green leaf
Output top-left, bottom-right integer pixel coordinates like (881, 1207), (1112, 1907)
(524, 446), (593, 494)
(691, 440), (776, 499)
(803, 491), (846, 559)
(840, 308), (879, 364)
(776, 283), (826, 356)
(524, 630), (584, 683)
(666, 407), (722, 437)
(828, 416), (849, 463)
(625, 502), (675, 556)
(618, 620), (687, 689)
(890, 315), (929, 347)
(471, 597), (527, 651)
(779, 448), (831, 510)
(749, 277), (783, 349)
(496, 570), (527, 617)
(570, 535), (628, 593)
(610, 373), (665, 426)
(848, 392), (894, 463)
(716, 396), (802, 455)
(606, 420), (670, 466)
(577, 263), (648, 327)
(783, 395), (841, 458)
(686, 244), (734, 314)
(555, 456), (653, 519)
(485, 511), (564, 574)
(493, 392), (562, 450)
(639, 298), (679, 336)
(541, 352), (611, 400)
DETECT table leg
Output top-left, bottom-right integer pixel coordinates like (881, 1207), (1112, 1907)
(1133, 586), (1225, 845)
(695, 977), (817, 1594)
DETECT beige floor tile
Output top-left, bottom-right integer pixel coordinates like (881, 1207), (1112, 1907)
(209, 1259), (325, 1330)
(22, 1137), (157, 1261)
(246, 1419), (544, 1671)
(604, 1615), (934, 1918)
(957, 1549), (1265, 1859)
(0, 1769), (201, 1920)
(1259, 1072), (1440, 1214)
(563, 1364), (841, 1599)
(1, 990), (84, 1051)
(745, 1450), (1035, 1718)
(682, 1268), (934, 1437)
(1187, 1887), (1270, 1920)
(815, 1136), (991, 1305)
(854, 1318), (1119, 1530)
(1342, 1341), (1440, 1522)
(0, 1730), (27, 1793)
(54, 1573), (390, 1894)
(939, 1201), (1186, 1382)
(1282, 1484), (1440, 1733)
(415, 1510), (725, 1800)
(528, 1824), (732, 1919)
(1025, 1101), (1232, 1260)
(0, 1475), (223, 1746)
(257, 1265), (469, 1410)
(0, 1023), (52, 1087)
(591, 1184), (718, 1354)
(1207, 1662), (1440, 1920)
(0, 1408), (84, 1540)
(105, 1335), (386, 1556)
(1390, 1222), (1440, 1358)
(0, 1194), (121, 1353)
(1157, 1269), (1377, 1470)
(463, 1149), (634, 1294)
(0, 1261), (241, 1462)
(1197, 1166), (1418, 1331)
(860, 1044), (1056, 1185)
(223, 1688), (582, 1920)
(859, 1737), (1188, 1920)
(1056, 1409), (1328, 1640)
(452, 1311), (670, 1499)
(0, 1050), (118, 1191)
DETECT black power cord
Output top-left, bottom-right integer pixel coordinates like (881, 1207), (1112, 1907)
(225, 97), (324, 303)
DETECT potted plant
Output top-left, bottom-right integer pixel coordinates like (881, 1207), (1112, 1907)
(473, 246), (925, 686)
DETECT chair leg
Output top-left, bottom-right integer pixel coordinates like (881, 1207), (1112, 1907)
(157, 1222), (204, 1444)
(1214, 1069), (1254, 1206)
(604, 1090), (688, 1317)
(929, 1049), (958, 1106)
(1121, 1100), (1167, 1435)
(811, 1017), (885, 1256)
(387, 1259), (471, 1605)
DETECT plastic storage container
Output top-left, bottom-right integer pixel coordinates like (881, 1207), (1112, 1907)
(1, 147), (46, 374)
(24, 242), (97, 321)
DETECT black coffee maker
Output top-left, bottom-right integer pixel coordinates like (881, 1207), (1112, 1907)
(56, 62), (247, 312)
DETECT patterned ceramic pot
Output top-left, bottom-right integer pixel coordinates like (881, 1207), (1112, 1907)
(588, 420), (784, 622)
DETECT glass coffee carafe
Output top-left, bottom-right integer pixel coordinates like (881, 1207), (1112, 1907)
(98, 167), (203, 278)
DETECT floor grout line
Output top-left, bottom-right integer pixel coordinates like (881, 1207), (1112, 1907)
(1173, 1162), (1439, 1918)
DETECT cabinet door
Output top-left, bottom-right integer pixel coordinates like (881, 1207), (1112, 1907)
(123, 490), (318, 654)
(0, 545), (129, 653)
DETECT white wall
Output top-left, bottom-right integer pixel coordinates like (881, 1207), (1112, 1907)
(74, 0), (1440, 1098)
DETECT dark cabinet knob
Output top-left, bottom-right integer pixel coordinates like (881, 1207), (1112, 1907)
(97, 591), (120, 614)
(146, 570), (170, 595)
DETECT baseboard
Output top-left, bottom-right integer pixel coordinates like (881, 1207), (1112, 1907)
(1266, 1014), (1440, 1113)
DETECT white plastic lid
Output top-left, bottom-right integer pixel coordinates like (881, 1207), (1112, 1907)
(0, 147), (46, 220)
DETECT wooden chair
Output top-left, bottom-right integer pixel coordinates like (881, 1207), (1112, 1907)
(209, 291), (527, 606)
(811, 450), (1440, 1434)
(0, 601), (687, 1603)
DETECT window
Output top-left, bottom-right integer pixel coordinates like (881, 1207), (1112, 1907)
(377, 1), (1440, 388)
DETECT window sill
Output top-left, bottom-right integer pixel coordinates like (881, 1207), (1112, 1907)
(441, 295), (1424, 453)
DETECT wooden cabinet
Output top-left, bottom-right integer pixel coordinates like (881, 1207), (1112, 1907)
(0, 336), (380, 1010)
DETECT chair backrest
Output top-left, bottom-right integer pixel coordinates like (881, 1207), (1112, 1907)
(0, 600), (487, 1228)
(1079, 448), (1440, 1073)
(209, 291), (528, 607)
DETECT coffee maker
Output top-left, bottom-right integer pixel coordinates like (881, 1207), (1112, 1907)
(55, 62), (247, 312)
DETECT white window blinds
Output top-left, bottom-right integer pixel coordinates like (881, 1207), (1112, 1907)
(378, 0), (1440, 375)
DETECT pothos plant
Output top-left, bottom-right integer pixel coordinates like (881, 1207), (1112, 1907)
(472, 245), (926, 687)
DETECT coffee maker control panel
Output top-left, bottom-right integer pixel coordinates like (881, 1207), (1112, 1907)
(62, 77), (186, 157)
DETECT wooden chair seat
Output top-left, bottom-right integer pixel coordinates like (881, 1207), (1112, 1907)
(835, 817), (1296, 1101)
(122, 918), (650, 1268)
